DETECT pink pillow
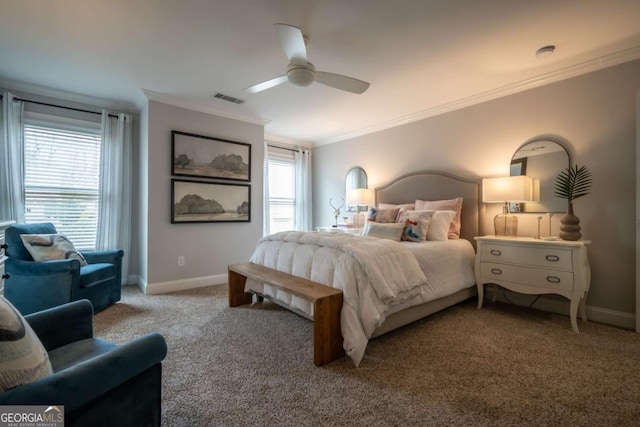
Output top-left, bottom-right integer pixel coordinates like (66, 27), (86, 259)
(378, 203), (415, 222)
(367, 207), (400, 223)
(414, 197), (463, 239)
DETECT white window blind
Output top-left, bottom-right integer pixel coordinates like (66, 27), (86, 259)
(267, 148), (296, 233)
(23, 119), (101, 250)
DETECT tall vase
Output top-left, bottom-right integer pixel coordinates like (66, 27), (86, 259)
(559, 202), (582, 241)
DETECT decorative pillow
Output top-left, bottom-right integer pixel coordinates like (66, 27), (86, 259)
(378, 203), (415, 222)
(397, 210), (434, 242)
(0, 296), (53, 392)
(367, 207), (400, 223)
(425, 210), (456, 241)
(20, 234), (88, 266)
(361, 222), (405, 241)
(415, 198), (463, 239)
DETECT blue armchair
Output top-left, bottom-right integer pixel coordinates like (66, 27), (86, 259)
(4, 223), (123, 315)
(0, 300), (167, 427)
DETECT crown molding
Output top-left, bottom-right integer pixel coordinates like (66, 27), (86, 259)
(141, 89), (270, 126)
(265, 133), (311, 147)
(0, 78), (138, 113)
(314, 46), (640, 146)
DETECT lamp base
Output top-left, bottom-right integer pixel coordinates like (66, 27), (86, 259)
(494, 213), (518, 236)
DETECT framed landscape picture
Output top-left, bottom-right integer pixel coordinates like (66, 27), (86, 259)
(171, 179), (250, 223)
(172, 130), (251, 182)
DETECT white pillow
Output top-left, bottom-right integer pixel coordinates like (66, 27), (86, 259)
(0, 296), (53, 392)
(361, 222), (405, 241)
(425, 210), (456, 241)
(415, 198), (463, 239)
(20, 234), (88, 266)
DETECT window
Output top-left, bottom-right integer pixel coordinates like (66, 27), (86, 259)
(267, 148), (296, 233)
(23, 115), (101, 250)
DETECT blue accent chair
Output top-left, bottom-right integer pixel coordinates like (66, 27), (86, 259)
(0, 300), (167, 427)
(4, 223), (124, 315)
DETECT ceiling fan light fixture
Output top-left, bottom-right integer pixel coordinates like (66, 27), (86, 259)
(287, 64), (316, 87)
(245, 24), (369, 94)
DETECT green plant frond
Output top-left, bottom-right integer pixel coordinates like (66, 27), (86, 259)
(553, 164), (592, 201)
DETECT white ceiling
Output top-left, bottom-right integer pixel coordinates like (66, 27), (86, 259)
(1, 0), (640, 146)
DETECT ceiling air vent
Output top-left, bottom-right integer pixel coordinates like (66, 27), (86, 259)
(213, 93), (245, 105)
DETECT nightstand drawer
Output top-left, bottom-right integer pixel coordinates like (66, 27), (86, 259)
(480, 262), (574, 292)
(480, 243), (572, 270)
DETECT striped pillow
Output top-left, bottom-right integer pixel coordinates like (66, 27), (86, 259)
(0, 296), (53, 392)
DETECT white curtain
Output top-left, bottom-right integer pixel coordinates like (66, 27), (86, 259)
(263, 140), (271, 236)
(97, 111), (132, 283)
(0, 92), (25, 223)
(294, 148), (312, 231)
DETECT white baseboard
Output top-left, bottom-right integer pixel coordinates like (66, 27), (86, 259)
(491, 288), (635, 330)
(142, 274), (227, 295)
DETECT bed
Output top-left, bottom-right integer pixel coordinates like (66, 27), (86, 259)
(236, 171), (482, 366)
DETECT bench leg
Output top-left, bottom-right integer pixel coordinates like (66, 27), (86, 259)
(313, 293), (344, 366)
(228, 269), (253, 307)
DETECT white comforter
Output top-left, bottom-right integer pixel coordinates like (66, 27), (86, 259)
(248, 231), (475, 366)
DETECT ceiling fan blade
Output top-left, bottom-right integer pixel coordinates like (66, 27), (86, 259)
(245, 75), (288, 93)
(274, 23), (307, 63)
(315, 71), (370, 94)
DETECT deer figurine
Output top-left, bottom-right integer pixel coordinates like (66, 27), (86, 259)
(329, 197), (345, 227)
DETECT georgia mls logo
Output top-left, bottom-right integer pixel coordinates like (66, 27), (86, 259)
(0, 404), (64, 426)
(44, 406), (63, 416)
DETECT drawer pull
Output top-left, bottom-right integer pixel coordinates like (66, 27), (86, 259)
(545, 255), (560, 262)
(546, 276), (560, 284)
(490, 249), (502, 256)
(0, 244), (7, 250)
(491, 268), (502, 275)
(1, 273), (9, 280)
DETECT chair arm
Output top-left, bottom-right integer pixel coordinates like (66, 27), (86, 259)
(81, 250), (124, 265)
(6, 257), (81, 276)
(0, 333), (167, 411)
(25, 300), (94, 352)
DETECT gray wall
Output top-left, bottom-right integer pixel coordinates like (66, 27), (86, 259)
(313, 59), (640, 324)
(141, 101), (264, 291)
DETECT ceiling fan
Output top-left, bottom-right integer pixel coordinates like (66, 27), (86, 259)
(245, 23), (370, 95)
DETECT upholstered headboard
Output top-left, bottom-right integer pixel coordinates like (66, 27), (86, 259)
(375, 170), (482, 245)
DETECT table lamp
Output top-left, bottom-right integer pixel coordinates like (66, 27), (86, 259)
(482, 176), (534, 236)
(346, 188), (374, 228)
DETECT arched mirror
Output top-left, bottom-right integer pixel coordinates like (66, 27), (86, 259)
(345, 166), (367, 192)
(345, 167), (369, 212)
(511, 139), (569, 213)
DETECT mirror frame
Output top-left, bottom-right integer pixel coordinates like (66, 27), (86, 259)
(510, 138), (570, 213)
(345, 166), (368, 192)
(345, 167), (368, 212)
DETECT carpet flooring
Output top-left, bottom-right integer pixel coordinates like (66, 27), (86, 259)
(94, 285), (640, 426)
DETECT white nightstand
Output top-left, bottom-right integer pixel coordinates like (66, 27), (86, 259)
(316, 226), (363, 235)
(474, 235), (591, 333)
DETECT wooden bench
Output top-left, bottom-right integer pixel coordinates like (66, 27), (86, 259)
(228, 262), (344, 366)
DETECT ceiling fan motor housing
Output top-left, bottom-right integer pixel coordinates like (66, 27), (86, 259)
(287, 62), (316, 87)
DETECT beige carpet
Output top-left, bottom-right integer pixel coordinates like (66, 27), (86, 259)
(94, 285), (640, 427)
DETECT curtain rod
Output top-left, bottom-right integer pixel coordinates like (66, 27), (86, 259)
(0, 94), (119, 118)
(267, 144), (300, 153)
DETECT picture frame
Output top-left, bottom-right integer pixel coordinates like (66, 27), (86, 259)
(172, 130), (251, 182)
(171, 179), (250, 223)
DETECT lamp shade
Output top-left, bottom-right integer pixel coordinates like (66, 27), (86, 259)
(482, 176), (534, 203)
(346, 188), (374, 206)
